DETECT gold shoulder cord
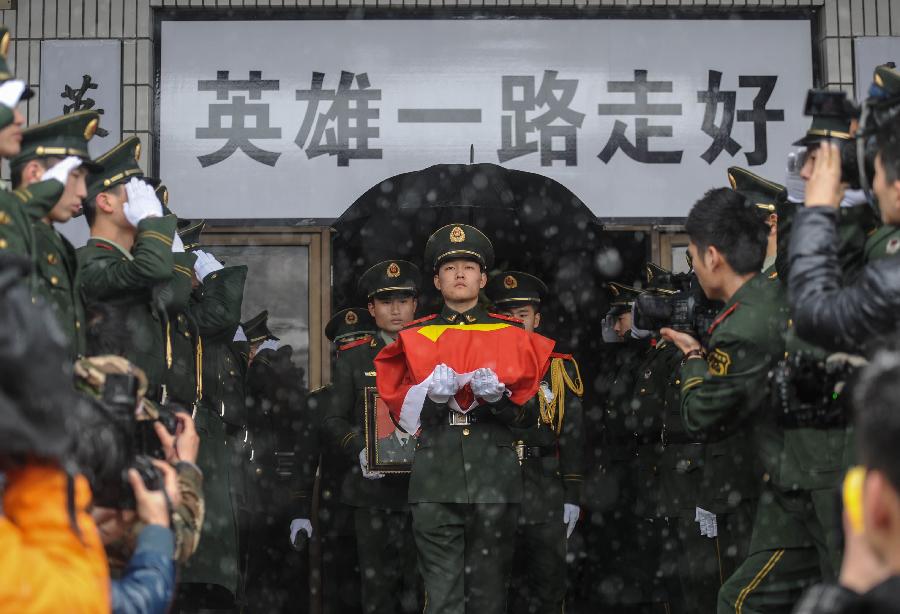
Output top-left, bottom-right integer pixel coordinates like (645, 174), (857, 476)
(538, 357), (584, 434)
(195, 336), (203, 403)
(166, 322), (173, 368)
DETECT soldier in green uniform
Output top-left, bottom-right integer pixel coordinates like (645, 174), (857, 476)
(6, 111), (102, 359)
(0, 27), (67, 261)
(321, 260), (422, 614)
(177, 226), (250, 608)
(325, 307), (377, 345)
(484, 270), (585, 614)
(662, 187), (818, 613)
(78, 137), (178, 399)
(405, 223), (538, 614)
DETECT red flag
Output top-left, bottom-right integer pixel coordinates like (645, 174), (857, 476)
(375, 322), (555, 433)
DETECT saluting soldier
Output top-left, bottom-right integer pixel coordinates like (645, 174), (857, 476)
(78, 137), (177, 399)
(175, 223), (250, 608)
(485, 271), (585, 614)
(0, 26), (69, 260)
(321, 260), (422, 614)
(662, 188), (816, 614)
(405, 224), (538, 614)
(8, 111), (102, 359)
(863, 67), (900, 264)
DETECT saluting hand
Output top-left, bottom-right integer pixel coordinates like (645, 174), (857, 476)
(805, 142), (845, 209)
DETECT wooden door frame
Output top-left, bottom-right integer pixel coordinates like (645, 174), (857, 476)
(197, 225), (333, 389)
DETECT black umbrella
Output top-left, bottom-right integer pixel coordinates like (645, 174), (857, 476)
(331, 162), (625, 349)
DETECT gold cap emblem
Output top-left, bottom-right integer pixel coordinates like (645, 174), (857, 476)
(84, 118), (99, 141)
(345, 310), (358, 325)
(503, 275), (517, 289)
(134, 142), (142, 161)
(0, 32), (9, 58)
(160, 187), (169, 206)
(876, 72), (884, 87)
(449, 226), (466, 243)
(727, 172), (737, 189)
(387, 262), (401, 278)
(609, 284), (620, 297)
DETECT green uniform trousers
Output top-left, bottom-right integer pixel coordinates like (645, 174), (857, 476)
(717, 491), (828, 614)
(662, 500), (755, 614)
(354, 507), (421, 614)
(509, 519), (567, 614)
(411, 502), (518, 614)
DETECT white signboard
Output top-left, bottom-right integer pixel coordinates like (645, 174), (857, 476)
(854, 37), (900, 101)
(160, 19), (812, 220)
(40, 40), (122, 156)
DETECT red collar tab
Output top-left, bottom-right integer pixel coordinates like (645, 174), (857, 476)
(707, 303), (739, 336)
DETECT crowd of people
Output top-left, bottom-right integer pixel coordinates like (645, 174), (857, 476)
(4, 21), (900, 614)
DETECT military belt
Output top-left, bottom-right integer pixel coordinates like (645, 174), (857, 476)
(448, 411), (478, 426)
(520, 445), (553, 459)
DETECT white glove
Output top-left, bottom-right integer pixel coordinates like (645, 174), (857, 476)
(359, 448), (384, 480)
(563, 504), (580, 538)
(289, 518), (313, 544)
(171, 232), (185, 253)
(470, 368), (506, 403)
(193, 250), (224, 281)
(0, 79), (26, 109)
(427, 363), (460, 403)
(232, 326), (247, 342)
(257, 339), (280, 353)
(42, 156), (82, 185)
(123, 177), (163, 227)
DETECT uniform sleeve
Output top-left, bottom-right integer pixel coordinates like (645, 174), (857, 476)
(679, 333), (772, 441)
(290, 387), (326, 518)
(190, 265), (248, 337)
(0, 465), (111, 614)
(320, 351), (365, 461)
(171, 461), (204, 564)
(0, 181), (66, 256)
(558, 368), (586, 505)
(161, 252), (197, 315)
(79, 215), (178, 300)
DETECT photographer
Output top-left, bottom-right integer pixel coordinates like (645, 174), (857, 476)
(789, 98), (900, 354)
(792, 349), (900, 613)
(0, 254), (109, 612)
(662, 188), (822, 612)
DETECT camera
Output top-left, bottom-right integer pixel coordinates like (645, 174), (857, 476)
(90, 373), (165, 509)
(802, 88), (900, 191)
(634, 273), (722, 343)
(136, 402), (182, 461)
(771, 352), (857, 429)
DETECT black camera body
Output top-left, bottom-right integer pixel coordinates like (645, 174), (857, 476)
(90, 373), (165, 509)
(634, 273), (722, 343)
(771, 352), (857, 429)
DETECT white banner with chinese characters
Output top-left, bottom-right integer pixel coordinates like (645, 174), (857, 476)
(159, 19), (813, 220)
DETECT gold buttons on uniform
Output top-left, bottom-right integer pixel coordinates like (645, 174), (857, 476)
(0, 238), (7, 249)
(46, 253), (58, 265)
(75, 321), (80, 329)
(50, 275), (59, 285)
(462, 428), (470, 436)
(256, 468), (263, 476)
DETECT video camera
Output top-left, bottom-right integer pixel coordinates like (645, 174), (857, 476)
(633, 272), (722, 343)
(801, 81), (900, 192)
(90, 373), (180, 509)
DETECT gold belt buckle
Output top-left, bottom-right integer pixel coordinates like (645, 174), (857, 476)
(448, 412), (470, 426)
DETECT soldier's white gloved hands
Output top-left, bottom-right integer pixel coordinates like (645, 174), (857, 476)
(0, 79), (26, 109)
(171, 232), (185, 253)
(257, 339), (280, 353)
(42, 156), (82, 186)
(193, 250), (224, 281)
(289, 518), (313, 544)
(427, 363), (459, 404)
(471, 368), (506, 403)
(563, 504), (580, 538)
(124, 177), (163, 227)
(232, 326), (247, 342)
(359, 448), (385, 480)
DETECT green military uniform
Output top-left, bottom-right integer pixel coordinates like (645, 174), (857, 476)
(864, 223), (900, 262)
(485, 271), (586, 614)
(321, 260), (422, 614)
(5, 111), (103, 359)
(179, 240), (249, 603)
(78, 137), (177, 398)
(637, 262), (756, 614)
(677, 272), (821, 614)
(409, 224), (538, 614)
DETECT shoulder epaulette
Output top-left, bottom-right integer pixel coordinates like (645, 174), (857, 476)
(488, 312), (523, 324)
(707, 303), (740, 336)
(403, 314), (438, 328)
(338, 335), (373, 351)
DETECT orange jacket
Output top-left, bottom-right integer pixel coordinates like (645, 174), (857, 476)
(0, 464), (110, 613)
